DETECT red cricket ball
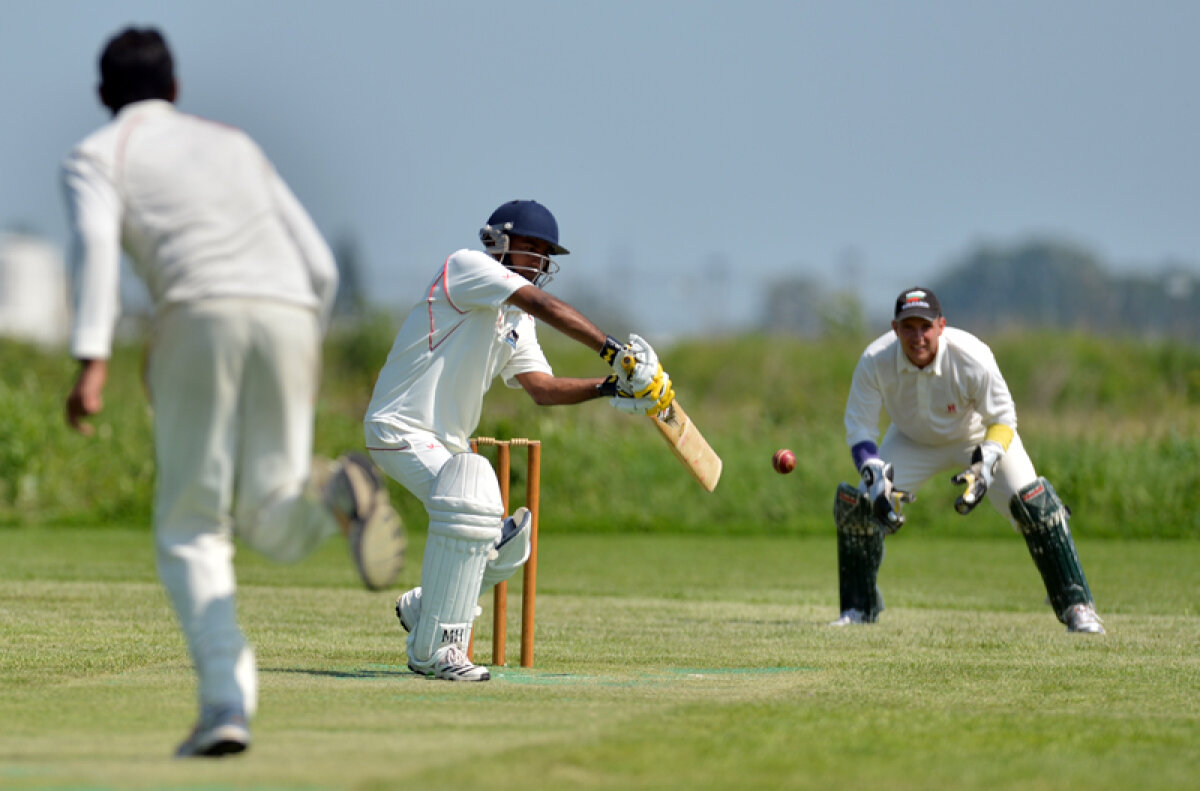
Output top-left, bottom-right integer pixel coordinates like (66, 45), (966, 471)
(772, 448), (797, 474)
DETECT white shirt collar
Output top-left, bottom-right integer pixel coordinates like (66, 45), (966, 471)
(115, 98), (176, 119)
(894, 332), (947, 375)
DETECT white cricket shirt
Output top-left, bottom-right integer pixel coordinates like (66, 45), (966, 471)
(61, 99), (337, 359)
(365, 249), (553, 452)
(845, 326), (1018, 449)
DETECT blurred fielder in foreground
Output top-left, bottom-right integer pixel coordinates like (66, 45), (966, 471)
(831, 287), (1105, 634)
(61, 27), (404, 758)
(365, 199), (674, 682)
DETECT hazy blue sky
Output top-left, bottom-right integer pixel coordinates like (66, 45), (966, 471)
(3, 1), (1197, 335)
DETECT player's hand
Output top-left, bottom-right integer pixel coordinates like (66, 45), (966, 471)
(616, 334), (662, 393)
(65, 359), (108, 436)
(859, 458), (913, 534)
(951, 440), (1003, 515)
(609, 371), (674, 416)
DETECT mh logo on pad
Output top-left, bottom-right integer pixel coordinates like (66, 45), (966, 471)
(441, 626), (468, 644)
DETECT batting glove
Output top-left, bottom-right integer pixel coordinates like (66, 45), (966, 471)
(609, 371), (674, 416)
(615, 334), (662, 394)
(951, 440), (1004, 515)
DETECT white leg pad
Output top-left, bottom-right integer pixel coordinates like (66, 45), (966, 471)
(408, 453), (504, 663)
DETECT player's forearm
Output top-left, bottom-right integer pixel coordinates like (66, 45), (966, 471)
(507, 286), (607, 351)
(516, 372), (609, 406)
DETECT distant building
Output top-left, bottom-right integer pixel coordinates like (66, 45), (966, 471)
(0, 231), (70, 347)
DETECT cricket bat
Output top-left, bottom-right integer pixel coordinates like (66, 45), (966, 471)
(648, 400), (723, 492)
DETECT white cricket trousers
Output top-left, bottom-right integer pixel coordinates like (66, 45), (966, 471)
(880, 425), (1039, 530)
(363, 422), (455, 505)
(147, 299), (336, 716)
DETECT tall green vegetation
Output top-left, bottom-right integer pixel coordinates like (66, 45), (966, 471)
(3, 327), (1198, 537)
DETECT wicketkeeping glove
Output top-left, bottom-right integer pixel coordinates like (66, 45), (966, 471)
(951, 440), (1004, 515)
(859, 458), (915, 534)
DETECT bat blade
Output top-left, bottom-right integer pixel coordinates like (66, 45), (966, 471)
(649, 400), (722, 492)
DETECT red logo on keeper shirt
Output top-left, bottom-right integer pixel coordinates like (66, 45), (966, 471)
(947, 404), (956, 413)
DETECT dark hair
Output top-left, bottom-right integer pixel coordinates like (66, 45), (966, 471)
(98, 27), (175, 111)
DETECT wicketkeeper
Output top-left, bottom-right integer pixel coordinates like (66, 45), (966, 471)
(831, 287), (1105, 634)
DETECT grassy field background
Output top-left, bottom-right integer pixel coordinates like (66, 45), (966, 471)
(2, 328), (1199, 788)
(1, 527), (1197, 791)
(3, 328), (1200, 537)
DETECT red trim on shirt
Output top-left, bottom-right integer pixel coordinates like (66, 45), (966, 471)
(440, 256), (466, 314)
(426, 255), (468, 351)
(113, 114), (149, 191)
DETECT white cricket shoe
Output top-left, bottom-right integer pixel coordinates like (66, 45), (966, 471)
(1064, 603), (1106, 634)
(829, 608), (866, 626)
(395, 587), (421, 632)
(325, 452), (405, 590)
(408, 644), (490, 682)
(174, 704), (250, 758)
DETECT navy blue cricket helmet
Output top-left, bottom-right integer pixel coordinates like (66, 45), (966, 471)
(479, 199), (569, 256)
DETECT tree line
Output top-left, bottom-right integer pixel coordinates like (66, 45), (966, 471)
(762, 239), (1200, 342)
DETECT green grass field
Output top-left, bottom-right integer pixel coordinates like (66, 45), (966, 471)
(2, 526), (1197, 790)
(3, 332), (1199, 788)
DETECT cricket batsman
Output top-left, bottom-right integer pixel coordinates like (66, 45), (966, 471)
(365, 199), (675, 681)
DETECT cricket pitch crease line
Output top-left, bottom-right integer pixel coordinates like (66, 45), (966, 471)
(268, 665), (818, 684)
(329, 664), (819, 685)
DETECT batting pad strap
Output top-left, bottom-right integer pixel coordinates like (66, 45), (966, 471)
(984, 423), (1015, 452)
(482, 509), (532, 589)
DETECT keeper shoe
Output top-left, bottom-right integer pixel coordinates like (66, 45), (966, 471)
(829, 608), (866, 627)
(1064, 603), (1106, 634)
(325, 452), (406, 590)
(174, 704), (250, 758)
(408, 644), (491, 682)
(395, 587), (421, 632)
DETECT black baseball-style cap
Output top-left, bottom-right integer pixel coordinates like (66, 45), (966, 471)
(893, 287), (942, 321)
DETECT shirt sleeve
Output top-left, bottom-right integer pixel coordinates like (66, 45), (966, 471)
(500, 314), (553, 387)
(61, 148), (123, 360)
(844, 352), (885, 448)
(443, 250), (527, 311)
(266, 159), (338, 331)
(971, 346), (1018, 430)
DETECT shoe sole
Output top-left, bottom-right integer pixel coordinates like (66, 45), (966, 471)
(176, 726), (250, 758)
(341, 454), (406, 590)
(199, 738), (249, 757)
(1068, 624), (1106, 634)
(353, 495), (405, 590)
